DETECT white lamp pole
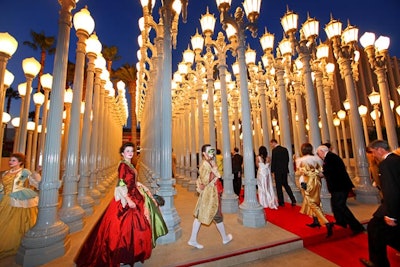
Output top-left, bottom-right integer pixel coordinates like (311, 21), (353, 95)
(368, 89), (383, 140)
(78, 33), (101, 215)
(361, 32), (398, 149)
(59, 6), (94, 233)
(325, 17), (379, 204)
(217, 0), (265, 228)
(18, 57), (41, 153)
(31, 91), (44, 169)
(359, 105), (370, 145)
(0, 32), (18, 130)
(37, 73), (52, 169)
(17, 1), (78, 265)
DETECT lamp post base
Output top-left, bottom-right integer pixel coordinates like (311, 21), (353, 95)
(16, 222), (69, 267)
(238, 205), (266, 228)
(354, 186), (381, 204)
(221, 194), (239, 213)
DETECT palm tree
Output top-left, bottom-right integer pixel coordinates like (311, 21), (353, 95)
(102, 45), (121, 74)
(23, 30), (56, 93)
(5, 87), (20, 114)
(112, 64), (137, 150)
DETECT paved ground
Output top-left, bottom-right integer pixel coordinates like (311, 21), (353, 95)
(0, 181), (379, 267)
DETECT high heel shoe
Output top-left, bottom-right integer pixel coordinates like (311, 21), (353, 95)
(306, 222), (321, 228)
(326, 222), (334, 238)
(306, 217), (321, 228)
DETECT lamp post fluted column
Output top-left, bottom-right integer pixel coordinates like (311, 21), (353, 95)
(325, 19), (379, 204)
(59, 6), (94, 232)
(0, 32), (18, 140)
(78, 33), (100, 215)
(216, 50), (237, 213)
(322, 65), (339, 153)
(18, 57), (41, 154)
(199, 9), (238, 211)
(217, 1), (265, 227)
(360, 32), (398, 149)
(17, 1), (77, 265)
(153, 0), (183, 243)
(274, 57), (298, 197)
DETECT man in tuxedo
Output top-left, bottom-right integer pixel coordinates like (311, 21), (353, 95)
(270, 139), (296, 207)
(316, 145), (365, 235)
(360, 140), (400, 267)
(231, 147), (243, 197)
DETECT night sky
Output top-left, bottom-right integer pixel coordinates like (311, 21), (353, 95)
(0, 0), (399, 124)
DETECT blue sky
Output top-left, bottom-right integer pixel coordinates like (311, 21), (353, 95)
(0, 0), (399, 126)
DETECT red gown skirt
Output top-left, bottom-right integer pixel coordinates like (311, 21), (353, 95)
(75, 191), (152, 267)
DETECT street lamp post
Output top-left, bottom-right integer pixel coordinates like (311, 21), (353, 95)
(358, 105), (370, 145)
(31, 91), (44, 170)
(216, 0), (265, 227)
(337, 109), (351, 171)
(0, 70), (14, 163)
(325, 17), (379, 204)
(25, 121), (35, 170)
(200, 9), (238, 212)
(78, 33), (101, 215)
(281, 10), (321, 148)
(368, 89), (383, 140)
(140, 0), (187, 243)
(37, 73), (52, 169)
(333, 117), (343, 158)
(0, 32), (18, 133)
(360, 32), (398, 149)
(18, 57), (41, 154)
(11, 117), (20, 152)
(59, 6), (95, 233)
(17, 1), (78, 265)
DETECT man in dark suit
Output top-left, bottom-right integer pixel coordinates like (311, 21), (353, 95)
(270, 139), (296, 207)
(316, 145), (365, 235)
(359, 140), (400, 267)
(231, 147), (243, 197)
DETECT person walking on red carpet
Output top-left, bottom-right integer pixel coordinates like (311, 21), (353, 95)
(270, 139), (297, 207)
(296, 143), (334, 238)
(316, 145), (365, 236)
(188, 144), (233, 249)
(360, 140), (400, 267)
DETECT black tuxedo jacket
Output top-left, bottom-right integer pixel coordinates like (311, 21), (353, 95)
(231, 153), (243, 173)
(374, 153), (400, 220)
(322, 151), (354, 193)
(271, 145), (289, 174)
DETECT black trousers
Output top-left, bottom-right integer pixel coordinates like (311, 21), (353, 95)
(330, 191), (364, 232)
(367, 216), (400, 267)
(233, 172), (242, 196)
(274, 172), (296, 205)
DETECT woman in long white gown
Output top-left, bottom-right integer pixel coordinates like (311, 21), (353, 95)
(256, 146), (278, 209)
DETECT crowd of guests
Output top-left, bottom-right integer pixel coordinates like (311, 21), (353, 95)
(2, 138), (399, 266)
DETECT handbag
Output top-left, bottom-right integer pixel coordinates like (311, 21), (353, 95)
(153, 194), (165, 206)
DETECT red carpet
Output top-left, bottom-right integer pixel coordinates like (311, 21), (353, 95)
(264, 202), (400, 267)
(307, 233), (400, 267)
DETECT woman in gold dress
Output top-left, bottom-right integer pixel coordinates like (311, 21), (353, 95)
(0, 152), (41, 259)
(296, 143), (334, 238)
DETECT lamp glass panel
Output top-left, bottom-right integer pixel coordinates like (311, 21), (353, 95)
(324, 20), (342, 39)
(281, 11), (298, 33)
(73, 7), (95, 34)
(260, 32), (274, 51)
(375, 36), (390, 52)
(200, 11), (216, 34)
(342, 25), (358, 44)
(0, 32), (18, 56)
(302, 18), (319, 39)
(359, 32), (375, 48)
(316, 43), (329, 59)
